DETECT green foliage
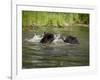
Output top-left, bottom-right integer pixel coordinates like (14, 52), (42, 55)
(22, 11), (89, 32)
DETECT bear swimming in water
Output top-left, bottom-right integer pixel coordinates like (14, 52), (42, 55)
(62, 35), (79, 44)
(40, 32), (54, 44)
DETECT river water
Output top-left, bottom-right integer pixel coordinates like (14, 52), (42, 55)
(22, 26), (89, 69)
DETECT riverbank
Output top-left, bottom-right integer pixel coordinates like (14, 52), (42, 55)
(22, 23), (89, 32)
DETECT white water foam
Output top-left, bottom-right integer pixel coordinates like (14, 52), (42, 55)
(25, 34), (43, 43)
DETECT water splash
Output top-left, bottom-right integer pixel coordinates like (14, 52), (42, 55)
(25, 33), (43, 43)
(53, 34), (64, 44)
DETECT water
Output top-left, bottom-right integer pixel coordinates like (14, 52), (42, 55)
(22, 26), (89, 69)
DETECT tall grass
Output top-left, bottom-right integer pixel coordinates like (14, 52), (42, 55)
(22, 11), (89, 32)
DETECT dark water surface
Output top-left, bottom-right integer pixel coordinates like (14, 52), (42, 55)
(22, 26), (89, 69)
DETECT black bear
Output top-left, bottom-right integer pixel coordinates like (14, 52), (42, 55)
(40, 32), (54, 44)
(62, 35), (79, 44)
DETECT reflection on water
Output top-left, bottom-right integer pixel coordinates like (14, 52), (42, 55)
(22, 26), (89, 69)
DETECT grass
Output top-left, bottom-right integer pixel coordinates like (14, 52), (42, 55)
(22, 11), (89, 32)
